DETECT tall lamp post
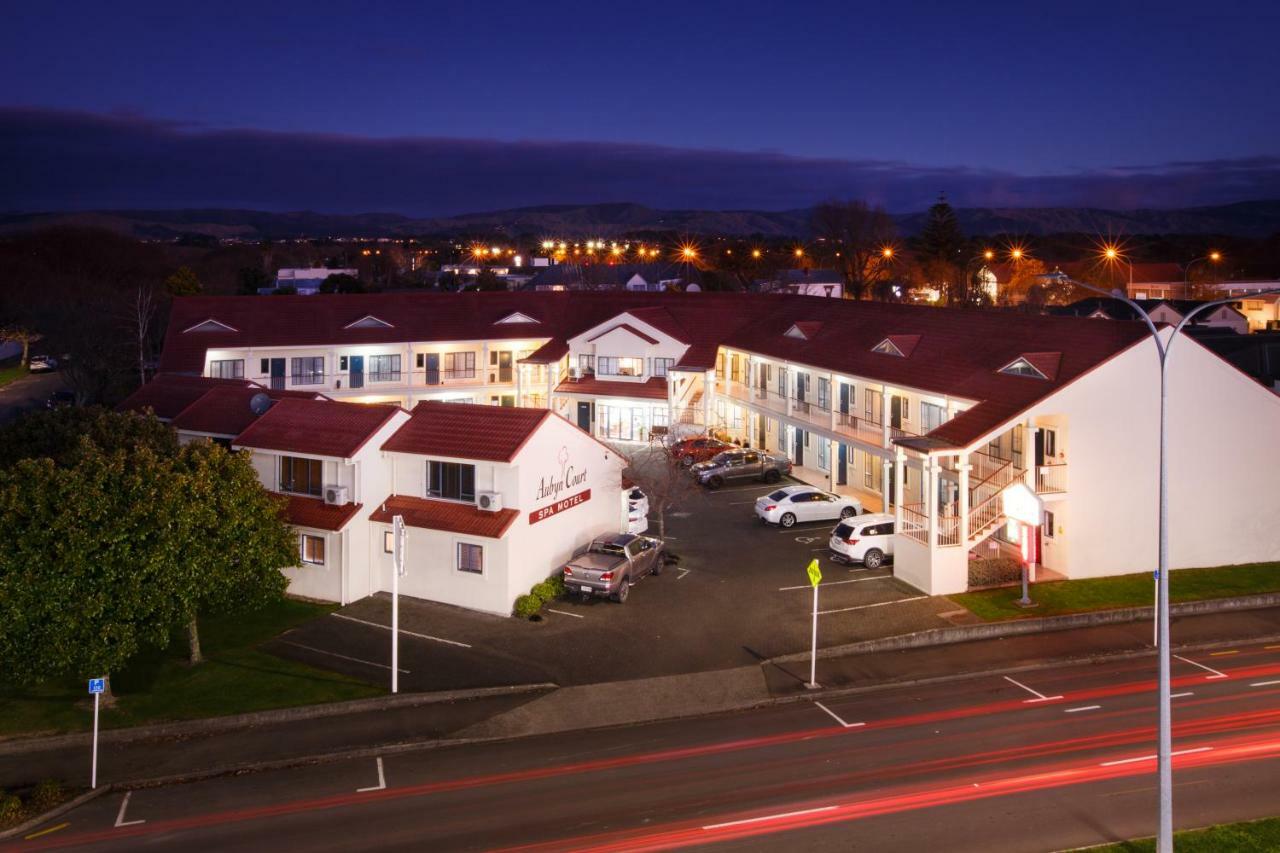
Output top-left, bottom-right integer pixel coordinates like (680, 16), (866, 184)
(1183, 251), (1222, 298)
(963, 249), (996, 305)
(1056, 268), (1280, 853)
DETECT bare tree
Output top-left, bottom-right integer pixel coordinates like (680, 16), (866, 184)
(0, 325), (42, 366)
(810, 200), (898, 299)
(618, 441), (701, 543)
(129, 281), (158, 387)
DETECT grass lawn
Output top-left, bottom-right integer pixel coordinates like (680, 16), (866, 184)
(951, 562), (1280, 622)
(0, 599), (382, 738)
(0, 358), (28, 388)
(1090, 815), (1280, 851)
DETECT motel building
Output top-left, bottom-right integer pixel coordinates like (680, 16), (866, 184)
(138, 290), (1280, 604)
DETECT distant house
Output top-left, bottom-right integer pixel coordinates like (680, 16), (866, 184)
(1235, 294), (1280, 332)
(523, 262), (702, 292)
(757, 269), (844, 298)
(269, 268), (360, 295)
(1051, 297), (1249, 335)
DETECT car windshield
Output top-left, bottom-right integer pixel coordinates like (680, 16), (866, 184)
(834, 523), (854, 538)
(709, 452), (732, 465)
(767, 490), (790, 501)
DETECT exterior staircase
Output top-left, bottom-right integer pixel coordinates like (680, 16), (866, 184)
(965, 451), (1022, 547)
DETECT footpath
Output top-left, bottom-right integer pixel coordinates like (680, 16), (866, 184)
(3, 601), (1279, 791)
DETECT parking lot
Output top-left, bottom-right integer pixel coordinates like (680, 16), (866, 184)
(270, 473), (964, 692)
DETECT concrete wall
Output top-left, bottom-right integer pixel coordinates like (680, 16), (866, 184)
(282, 528), (345, 602)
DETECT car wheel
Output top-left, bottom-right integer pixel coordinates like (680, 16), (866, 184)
(863, 549), (884, 569)
(680, 457), (693, 468)
(707, 475), (724, 489)
(652, 558), (663, 576)
(780, 512), (796, 528)
(613, 580), (630, 603)
(764, 469), (781, 483)
(840, 506), (857, 519)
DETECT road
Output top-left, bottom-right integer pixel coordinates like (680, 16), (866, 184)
(11, 639), (1280, 851)
(0, 370), (64, 423)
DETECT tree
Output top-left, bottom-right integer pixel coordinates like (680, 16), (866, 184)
(619, 443), (700, 543)
(0, 405), (177, 469)
(164, 266), (203, 297)
(810, 200), (898, 299)
(0, 325), (41, 367)
(474, 270), (506, 292)
(318, 273), (364, 294)
(238, 266), (272, 295)
(999, 258), (1049, 306)
(128, 280), (158, 387)
(915, 194), (967, 303)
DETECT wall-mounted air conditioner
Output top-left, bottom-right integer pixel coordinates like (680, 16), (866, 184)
(476, 491), (503, 512)
(324, 485), (350, 506)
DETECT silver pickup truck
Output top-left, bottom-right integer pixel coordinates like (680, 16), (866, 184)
(562, 533), (665, 603)
(690, 450), (792, 489)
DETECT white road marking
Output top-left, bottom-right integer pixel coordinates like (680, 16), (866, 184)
(793, 535), (822, 544)
(1173, 654), (1228, 679)
(677, 568), (690, 580)
(813, 701), (865, 729)
(280, 640), (408, 673)
(1003, 675), (1064, 703)
(114, 791), (144, 827)
(818, 596), (928, 615)
(547, 609), (584, 619)
(1250, 680), (1280, 687)
(1100, 746), (1213, 767)
(330, 613), (472, 648)
(1171, 691), (1195, 699)
(702, 805), (838, 831)
(357, 757), (387, 792)
(778, 574), (891, 591)
(1064, 705), (1102, 714)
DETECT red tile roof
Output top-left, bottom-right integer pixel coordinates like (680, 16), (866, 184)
(170, 386), (324, 437)
(519, 338), (569, 364)
(235, 398), (403, 459)
(554, 376), (670, 400)
(278, 493), (363, 531)
(587, 323), (660, 345)
(117, 374), (256, 420)
(370, 494), (518, 538)
(382, 401), (550, 462)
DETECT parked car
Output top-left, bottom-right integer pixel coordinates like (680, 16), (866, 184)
(562, 533), (665, 603)
(45, 389), (75, 409)
(28, 355), (57, 372)
(828, 513), (895, 568)
(671, 436), (736, 467)
(627, 486), (650, 518)
(690, 450), (792, 489)
(755, 485), (862, 528)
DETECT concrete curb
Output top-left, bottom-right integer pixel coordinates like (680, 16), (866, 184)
(0, 683), (556, 757)
(769, 592), (1280, 665)
(0, 786), (112, 841)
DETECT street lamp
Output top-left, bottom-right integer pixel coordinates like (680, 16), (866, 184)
(963, 249), (997, 305)
(1055, 271), (1280, 853)
(1183, 252), (1223, 296)
(1102, 245), (1134, 290)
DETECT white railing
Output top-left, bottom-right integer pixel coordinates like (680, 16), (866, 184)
(900, 504), (928, 545)
(835, 412), (885, 445)
(1036, 463), (1068, 494)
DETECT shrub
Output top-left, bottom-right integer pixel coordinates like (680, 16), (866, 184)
(28, 779), (63, 812)
(513, 594), (542, 619)
(968, 556), (1023, 588)
(0, 792), (24, 826)
(547, 575), (566, 599)
(531, 580), (558, 604)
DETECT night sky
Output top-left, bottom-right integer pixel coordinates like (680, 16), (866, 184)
(4, 0), (1278, 214)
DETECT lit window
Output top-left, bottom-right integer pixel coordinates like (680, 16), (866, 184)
(998, 358), (1048, 379)
(383, 531), (395, 553)
(209, 359), (244, 379)
(300, 534), (326, 565)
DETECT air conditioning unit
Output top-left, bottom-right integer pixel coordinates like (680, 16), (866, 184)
(476, 491), (503, 512)
(568, 366), (581, 381)
(323, 485), (350, 506)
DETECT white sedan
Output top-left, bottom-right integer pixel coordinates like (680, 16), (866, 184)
(754, 485), (862, 528)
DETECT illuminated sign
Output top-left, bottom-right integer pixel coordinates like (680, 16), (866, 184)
(530, 489), (591, 525)
(530, 445), (591, 524)
(1002, 481), (1044, 526)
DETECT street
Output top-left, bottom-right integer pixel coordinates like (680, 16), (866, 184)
(12, 638), (1280, 851)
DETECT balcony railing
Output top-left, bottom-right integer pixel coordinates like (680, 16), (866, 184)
(1036, 463), (1068, 494)
(290, 373), (326, 386)
(901, 503), (928, 544)
(835, 412), (886, 445)
(368, 371), (402, 383)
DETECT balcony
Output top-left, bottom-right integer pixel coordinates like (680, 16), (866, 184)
(1036, 462), (1068, 494)
(289, 373), (326, 387)
(790, 397), (832, 428)
(835, 412), (887, 446)
(367, 371), (402, 383)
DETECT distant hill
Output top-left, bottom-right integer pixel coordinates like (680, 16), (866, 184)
(3, 200), (1279, 240)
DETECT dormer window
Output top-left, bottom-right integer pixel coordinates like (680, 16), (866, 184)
(999, 357), (1048, 379)
(784, 321), (823, 340)
(999, 352), (1061, 380)
(344, 315), (394, 329)
(495, 312), (539, 325)
(182, 318), (238, 334)
(870, 334), (920, 357)
(871, 338), (905, 357)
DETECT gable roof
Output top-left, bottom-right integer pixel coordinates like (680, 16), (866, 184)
(182, 318), (239, 334)
(117, 374), (257, 421)
(370, 494), (518, 538)
(586, 323), (660, 345)
(382, 401), (550, 462)
(169, 385), (324, 437)
(785, 321), (824, 340)
(495, 311), (540, 324)
(234, 398), (402, 459)
(344, 315), (394, 329)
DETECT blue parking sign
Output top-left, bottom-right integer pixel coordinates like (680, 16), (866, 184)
(88, 678), (105, 695)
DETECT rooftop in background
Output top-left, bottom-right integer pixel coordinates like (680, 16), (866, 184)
(169, 385), (326, 437)
(117, 373), (257, 420)
(523, 262), (703, 292)
(234, 397), (402, 459)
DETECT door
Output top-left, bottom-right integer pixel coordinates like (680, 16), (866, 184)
(425, 353), (440, 385)
(498, 351), (513, 383)
(795, 373), (806, 403)
(577, 401), (592, 431)
(837, 443), (848, 485)
(886, 462), (896, 506)
(890, 395), (904, 430)
(348, 355), (364, 389)
(757, 415), (766, 449)
(793, 430), (805, 466)
(866, 389), (882, 425)
(268, 358), (285, 390)
(839, 383), (850, 415)
(1034, 430), (1046, 467)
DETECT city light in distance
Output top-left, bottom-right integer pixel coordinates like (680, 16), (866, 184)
(752, 249), (762, 259)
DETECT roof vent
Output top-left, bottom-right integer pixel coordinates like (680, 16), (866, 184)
(998, 352), (1061, 380)
(784, 321), (823, 340)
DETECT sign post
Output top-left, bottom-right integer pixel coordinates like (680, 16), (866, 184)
(88, 677), (105, 788)
(391, 515), (406, 694)
(1002, 483), (1044, 609)
(806, 559), (822, 689)
(1153, 569), (1160, 647)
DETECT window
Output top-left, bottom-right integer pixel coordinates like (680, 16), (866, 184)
(444, 352), (475, 378)
(383, 531), (395, 553)
(817, 439), (828, 471)
(290, 356), (325, 385)
(729, 354), (741, 382)
(209, 359), (244, 379)
(300, 534), (325, 565)
(817, 377), (829, 410)
(920, 402), (947, 433)
(416, 353), (425, 369)
(457, 542), (483, 574)
(1012, 428), (1024, 470)
(999, 357), (1047, 379)
(260, 358), (270, 374)
(578, 354), (595, 375)
(864, 451), (874, 488)
(369, 354), (401, 381)
(871, 338), (905, 357)
(652, 357), (674, 378)
(597, 356), (643, 377)
(715, 353), (725, 379)
(1044, 510), (1055, 539)
(1042, 428), (1058, 459)
(865, 389), (882, 425)
(427, 461), (476, 502)
(280, 456), (323, 496)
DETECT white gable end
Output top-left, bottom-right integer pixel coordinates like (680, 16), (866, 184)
(495, 312), (540, 325)
(344, 315), (394, 329)
(183, 318), (238, 333)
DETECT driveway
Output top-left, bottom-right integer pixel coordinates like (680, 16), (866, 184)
(272, 468), (964, 692)
(0, 369), (65, 423)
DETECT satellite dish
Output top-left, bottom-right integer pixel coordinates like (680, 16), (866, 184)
(248, 392), (274, 416)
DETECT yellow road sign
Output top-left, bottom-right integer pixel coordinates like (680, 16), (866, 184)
(807, 558), (822, 588)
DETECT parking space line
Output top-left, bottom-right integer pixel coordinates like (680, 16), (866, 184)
(677, 568), (690, 579)
(778, 574), (891, 591)
(1173, 653), (1229, 679)
(1064, 705), (1101, 714)
(1003, 675), (1064, 703)
(25, 822), (69, 840)
(813, 700), (865, 728)
(547, 609), (584, 619)
(818, 595), (927, 615)
(114, 791), (144, 827)
(1100, 746), (1212, 768)
(357, 757), (387, 792)
(330, 613), (472, 648)
(1250, 680), (1280, 687)
(280, 640), (409, 673)
(1171, 691), (1195, 699)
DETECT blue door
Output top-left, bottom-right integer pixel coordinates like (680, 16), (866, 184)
(349, 355), (364, 389)
(425, 353), (440, 385)
(837, 443), (848, 485)
(269, 358), (285, 390)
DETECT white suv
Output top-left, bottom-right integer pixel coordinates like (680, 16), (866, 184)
(828, 513), (895, 568)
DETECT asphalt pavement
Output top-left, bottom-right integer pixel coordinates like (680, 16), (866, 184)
(0, 371), (64, 423)
(12, 638), (1280, 851)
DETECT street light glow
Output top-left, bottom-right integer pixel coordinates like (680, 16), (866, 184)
(1011, 248), (1024, 260)
(752, 249), (762, 259)
(882, 246), (894, 259)
(984, 250), (995, 260)
(1210, 251), (1222, 262)
(794, 248), (804, 258)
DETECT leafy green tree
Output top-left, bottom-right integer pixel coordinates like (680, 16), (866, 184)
(319, 273), (364, 293)
(0, 406), (177, 469)
(164, 266), (203, 296)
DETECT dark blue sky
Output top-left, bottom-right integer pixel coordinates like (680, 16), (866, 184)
(4, 0), (1279, 214)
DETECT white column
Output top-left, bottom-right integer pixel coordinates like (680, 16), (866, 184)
(881, 456), (892, 514)
(893, 451), (905, 529)
(785, 366), (794, 418)
(1024, 420), (1039, 489)
(702, 369), (714, 427)
(482, 342), (490, 387)
(829, 376), (838, 432)
(958, 452), (971, 543)
(881, 383), (890, 448)
(925, 456), (938, 550)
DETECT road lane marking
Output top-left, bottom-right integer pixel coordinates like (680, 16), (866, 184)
(357, 757), (387, 792)
(25, 823), (69, 840)
(702, 805), (838, 830)
(1064, 705), (1101, 713)
(1173, 654), (1228, 679)
(1100, 746), (1213, 767)
(813, 701), (865, 729)
(1266, 645), (1280, 650)
(1250, 680), (1280, 687)
(330, 613), (472, 648)
(115, 791), (144, 827)
(1003, 675), (1064, 703)
(677, 568), (690, 579)
(818, 596), (928, 615)
(546, 609), (584, 619)
(1171, 691), (1195, 698)
(778, 574), (891, 591)
(1209, 650), (1239, 656)
(279, 641), (408, 673)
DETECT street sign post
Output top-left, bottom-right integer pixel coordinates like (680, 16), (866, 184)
(88, 677), (105, 788)
(1003, 483), (1044, 608)
(391, 515), (406, 694)
(807, 559), (822, 689)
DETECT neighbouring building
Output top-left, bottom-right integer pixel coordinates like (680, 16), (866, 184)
(272, 268), (360, 294)
(757, 269), (844, 298)
(1051, 298), (1249, 335)
(523, 262), (703, 292)
(145, 291), (1280, 598)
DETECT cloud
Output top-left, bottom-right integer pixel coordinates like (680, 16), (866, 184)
(3, 107), (1279, 215)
